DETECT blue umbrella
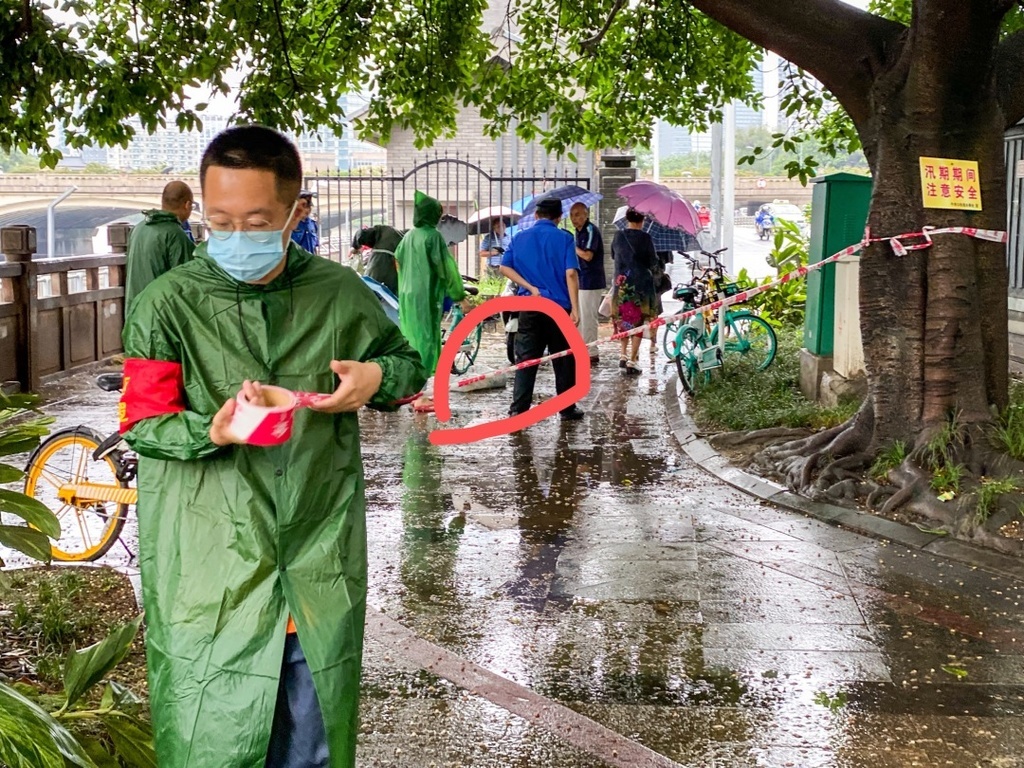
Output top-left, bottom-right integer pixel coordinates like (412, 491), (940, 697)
(518, 185), (603, 231)
(613, 205), (701, 253)
(508, 194), (535, 238)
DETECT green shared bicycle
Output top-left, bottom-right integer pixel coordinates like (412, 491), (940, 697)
(663, 249), (777, 395)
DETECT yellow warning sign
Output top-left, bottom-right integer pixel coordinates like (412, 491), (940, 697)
(919, 157), (982, 210)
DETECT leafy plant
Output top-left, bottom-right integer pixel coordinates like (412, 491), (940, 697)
(0, 616), (152, 768)
(870, 440), (907, 481)
(0, 393), (58, 568)
(0, 392), (152, 767)
(975, 477), (1020, 524)
(734, 220), (809, 329)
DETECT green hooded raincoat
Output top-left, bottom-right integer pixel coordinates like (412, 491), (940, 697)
(394, 192), (466, 373)
(124, 209), (196, 314)
(121, 243), (427, 767)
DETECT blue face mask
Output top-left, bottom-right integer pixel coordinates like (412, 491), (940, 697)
(205, 201), (298, 283)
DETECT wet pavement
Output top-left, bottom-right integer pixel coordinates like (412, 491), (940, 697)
(4, 318), (1024, 767)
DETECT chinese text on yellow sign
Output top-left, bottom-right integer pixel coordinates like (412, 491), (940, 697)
(919, 157), (982, 210)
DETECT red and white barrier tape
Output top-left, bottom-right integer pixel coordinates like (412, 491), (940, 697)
(399, 225), (1008, 399)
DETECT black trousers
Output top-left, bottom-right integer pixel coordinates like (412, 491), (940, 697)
(510, 309), (577, 416)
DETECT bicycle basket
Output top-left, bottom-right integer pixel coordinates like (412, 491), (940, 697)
(720, 283), (742, 298)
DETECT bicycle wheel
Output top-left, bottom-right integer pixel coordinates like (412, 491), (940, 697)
(662, 321), (682, 359)
(722, 313), (777, 371)
(674, 327), (707, 395)
(452, 322), (482, 374)
(23, 427), (129, 562)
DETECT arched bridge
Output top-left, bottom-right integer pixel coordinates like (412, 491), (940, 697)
(0, 173), (202, 217)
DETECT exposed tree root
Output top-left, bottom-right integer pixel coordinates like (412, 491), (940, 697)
(701, 403), (1024, 556)
(709, 426), (810, 449)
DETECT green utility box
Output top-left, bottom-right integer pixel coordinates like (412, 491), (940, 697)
(803, 172), (873, 356)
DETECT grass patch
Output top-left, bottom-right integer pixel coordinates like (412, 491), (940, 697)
(930, 462), (965, 494)
(870, 440), (907, 481)
(687, 328), (862, 432)
(994, 379), (1024, 460)
(975, 477), (1019, 523)
(0, 567), (144, 693)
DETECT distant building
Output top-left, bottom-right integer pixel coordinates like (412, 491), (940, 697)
(657, 123), (693, 159)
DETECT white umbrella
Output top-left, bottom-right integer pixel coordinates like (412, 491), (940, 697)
(437, 214), (469, 246)
(466, 206), (521, 235)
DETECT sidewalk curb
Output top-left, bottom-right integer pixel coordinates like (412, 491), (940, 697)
(663, 380), (1024, 583)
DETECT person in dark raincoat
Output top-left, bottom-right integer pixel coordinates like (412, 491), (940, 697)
(118, 125), (426, 768)
(394, 190), (466, 410)
(351, 224), (404, 295)
(124, 180), (196, 313)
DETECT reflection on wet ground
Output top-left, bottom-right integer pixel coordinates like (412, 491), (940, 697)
(359, 333), (1024, 767)
(9, 333), (1024, 767)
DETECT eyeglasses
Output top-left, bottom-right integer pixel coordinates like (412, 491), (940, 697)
(201, 218), (282, 244)
(201, 200), (299, 244)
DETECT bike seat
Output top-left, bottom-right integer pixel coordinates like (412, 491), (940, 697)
(464, 285), (479, 296)
(96, 373), (124, 392)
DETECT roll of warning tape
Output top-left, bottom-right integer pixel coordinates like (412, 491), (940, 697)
(229, 385), (330, 446)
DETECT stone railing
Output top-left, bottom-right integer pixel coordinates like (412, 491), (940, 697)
(0, 224), (131, 393)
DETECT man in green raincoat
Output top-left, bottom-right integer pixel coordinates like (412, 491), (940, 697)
(124, 180), (196, 313)
(394, 191), (466, 410)
(119, 126), (426, 768)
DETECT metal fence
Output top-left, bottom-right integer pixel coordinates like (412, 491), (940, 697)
(304, 154), (592, 278)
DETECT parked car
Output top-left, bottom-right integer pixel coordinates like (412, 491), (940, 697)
(767, 201), (810, 237)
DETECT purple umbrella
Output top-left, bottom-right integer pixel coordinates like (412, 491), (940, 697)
(617, 180), (702, 235)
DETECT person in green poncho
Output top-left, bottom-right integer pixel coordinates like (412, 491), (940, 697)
(124, 180), (196, 314)
(118, 125), (427, 768)
(394, 191), (467, 411)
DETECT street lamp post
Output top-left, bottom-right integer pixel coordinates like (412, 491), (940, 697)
(47, 186), (77, 259)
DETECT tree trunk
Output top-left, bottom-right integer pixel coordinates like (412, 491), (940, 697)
(858, 6), (1009, 449)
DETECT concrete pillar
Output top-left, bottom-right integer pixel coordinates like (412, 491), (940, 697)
(596, 151), (637, 287)
(107, 222), (132, 254)
(1, 225), (37, 262)
(833, 253), (864, 378)
(1, 226), (37, 392)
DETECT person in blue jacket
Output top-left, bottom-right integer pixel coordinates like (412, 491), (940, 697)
(290, 191), (320, 253)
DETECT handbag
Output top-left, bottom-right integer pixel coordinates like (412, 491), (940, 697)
(656, 271), (672, 295)
(598, 293), (613, 318)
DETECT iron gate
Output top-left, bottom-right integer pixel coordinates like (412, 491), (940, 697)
(304, 154), (592, 278)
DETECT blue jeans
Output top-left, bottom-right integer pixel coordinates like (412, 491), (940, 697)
(265, 634), (330, 767)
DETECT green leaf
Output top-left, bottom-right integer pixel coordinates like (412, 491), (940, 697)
(0, 488), (61, 538)
(63, 615), (143, 710)
(78, 736), (121, 768)
(102, 715), (157, 768)
(0, 524), (53, 563)
(941, 664), (969, 679)
(101, 681), (143, 712)
(0, 462), (24, 483)
(913, 523), (948, 535)
(0, 682), (96, 768)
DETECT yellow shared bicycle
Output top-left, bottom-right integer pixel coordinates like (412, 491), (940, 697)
(23, 373), (137, 562)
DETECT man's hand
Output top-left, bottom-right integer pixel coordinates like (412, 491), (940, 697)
(570, 308), (580, 325)
(527, 284), (540, 297)
(210, 398), (239, 446)
(309, 361), (384, 413)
